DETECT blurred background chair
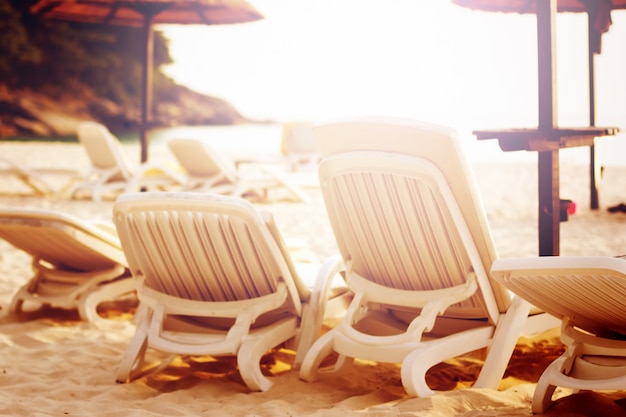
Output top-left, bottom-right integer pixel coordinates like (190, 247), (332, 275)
(280, 121), (320, 172)
(0, 156), (79, 197)
(168, 138), (310, 203)
(69, 121), (184, 202)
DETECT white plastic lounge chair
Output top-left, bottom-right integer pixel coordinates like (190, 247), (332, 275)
(491, 256), (626, 413)
(298, 116), (558, 397)
(0, 209), (134, 322)
(112, 192), (347, 391)
(0, 156), (79, 196)
(167, 138), (310, 203)
(69, 121), (185, 202)
(280, 121), (320, 172)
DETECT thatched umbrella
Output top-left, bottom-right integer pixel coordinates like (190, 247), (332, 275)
(30, 0), (264, 162)
(453, 0), (626, 54)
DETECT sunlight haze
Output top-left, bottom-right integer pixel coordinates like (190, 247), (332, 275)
(161, 0), (626, 162)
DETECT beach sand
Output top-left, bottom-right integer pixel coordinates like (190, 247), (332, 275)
(1, 140), (626, 416)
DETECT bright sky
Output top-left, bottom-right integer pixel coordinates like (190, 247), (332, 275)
(161, 0), (626, 136)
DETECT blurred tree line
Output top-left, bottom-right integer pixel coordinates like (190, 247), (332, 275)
(0, 0), (174, 108)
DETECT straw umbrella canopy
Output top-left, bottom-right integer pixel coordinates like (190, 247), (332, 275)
(30, 0), (264, 163)
(453, 0), (626, 54)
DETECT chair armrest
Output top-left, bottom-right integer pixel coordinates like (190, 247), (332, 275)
(293, 254), (347, 368)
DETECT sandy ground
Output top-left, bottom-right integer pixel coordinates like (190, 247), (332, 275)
(0, 140), (625, 416)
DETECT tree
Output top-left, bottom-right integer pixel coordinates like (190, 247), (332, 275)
(0, 0), (41, 81)
(0, 0), (173, 108)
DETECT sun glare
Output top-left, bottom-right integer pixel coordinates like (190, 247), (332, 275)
(161, 0), (626, 162)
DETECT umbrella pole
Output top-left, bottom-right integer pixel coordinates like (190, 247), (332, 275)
(536, 0), (560, 256)
(587, 12), (600, 209)
(140, 19), (154, 164)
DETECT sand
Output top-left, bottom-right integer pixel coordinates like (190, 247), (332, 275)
(1, 140), (626, 416)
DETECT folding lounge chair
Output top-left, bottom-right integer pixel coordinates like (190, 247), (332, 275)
(112, 192), (347, 391)
(69, 121), (184, 202)
(280, 121), (320, 172)
(167, 138), (310, 203)
(0, 156), (79, 196)
(0, 209), (134, 322)
(298, 116), (558, 397)
(491, 256), (626, 413)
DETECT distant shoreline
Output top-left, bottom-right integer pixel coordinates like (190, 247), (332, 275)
(5, 122), (626, 167)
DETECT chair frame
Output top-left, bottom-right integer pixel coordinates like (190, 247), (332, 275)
(0, 156), (80, 196)
(491, 255), (626, 413)
(298, 117), (558, 396)
(113, 192), (345, 391)
(0, 209), (133, 322)
(70, 121), (184, 202)
(167, 138), (310, 203)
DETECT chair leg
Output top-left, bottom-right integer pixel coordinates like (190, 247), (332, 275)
(474, 296), (532, 389)
(299, 331), (353, 382)
(237, 319), (297, 392)
(401, 349), (436, 398)
(532, 340), (580, 414)
(532, 357), (564, 413)
(9, 292), (26, 315)
(401, 326), (495, 397)
(116, 327), (149, 383)
(79, 277), (136, 322)
(9, 274), (41, 315)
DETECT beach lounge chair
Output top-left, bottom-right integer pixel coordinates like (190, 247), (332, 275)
(69, 121), (184, 202)
(491, 256), (626, 413)
(167, 138), (310, 203)
(112, 192), (347, 391)
(298, 116), (558, 397)
(280, 121), (320, 172)
(0, 156), (80, 196)
(0, 209), (134, 322)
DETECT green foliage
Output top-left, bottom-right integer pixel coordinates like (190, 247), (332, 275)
(1, 0), (174, 107)
(0, 0), (41, 79)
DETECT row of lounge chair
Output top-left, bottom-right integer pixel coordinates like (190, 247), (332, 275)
(71, 121), (314, 203)
(2, 121), (319, 202)
(0, 156), (80, 196)
(0, 117), (624, 413)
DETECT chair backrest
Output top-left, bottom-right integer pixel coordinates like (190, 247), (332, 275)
(77, 121), (133, 181)
(314, 117), (511, 321)
(0, 209), (127, 271)
(280, 121), (318, 157)
(167, 138), (238, 184)
(113, 192), (307, 312)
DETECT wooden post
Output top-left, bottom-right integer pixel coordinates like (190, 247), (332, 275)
(140, 21), (153, 164)
(536, 0), (559, 256)
(588, 10), (600, 209)
(135, 4), (170, 164)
